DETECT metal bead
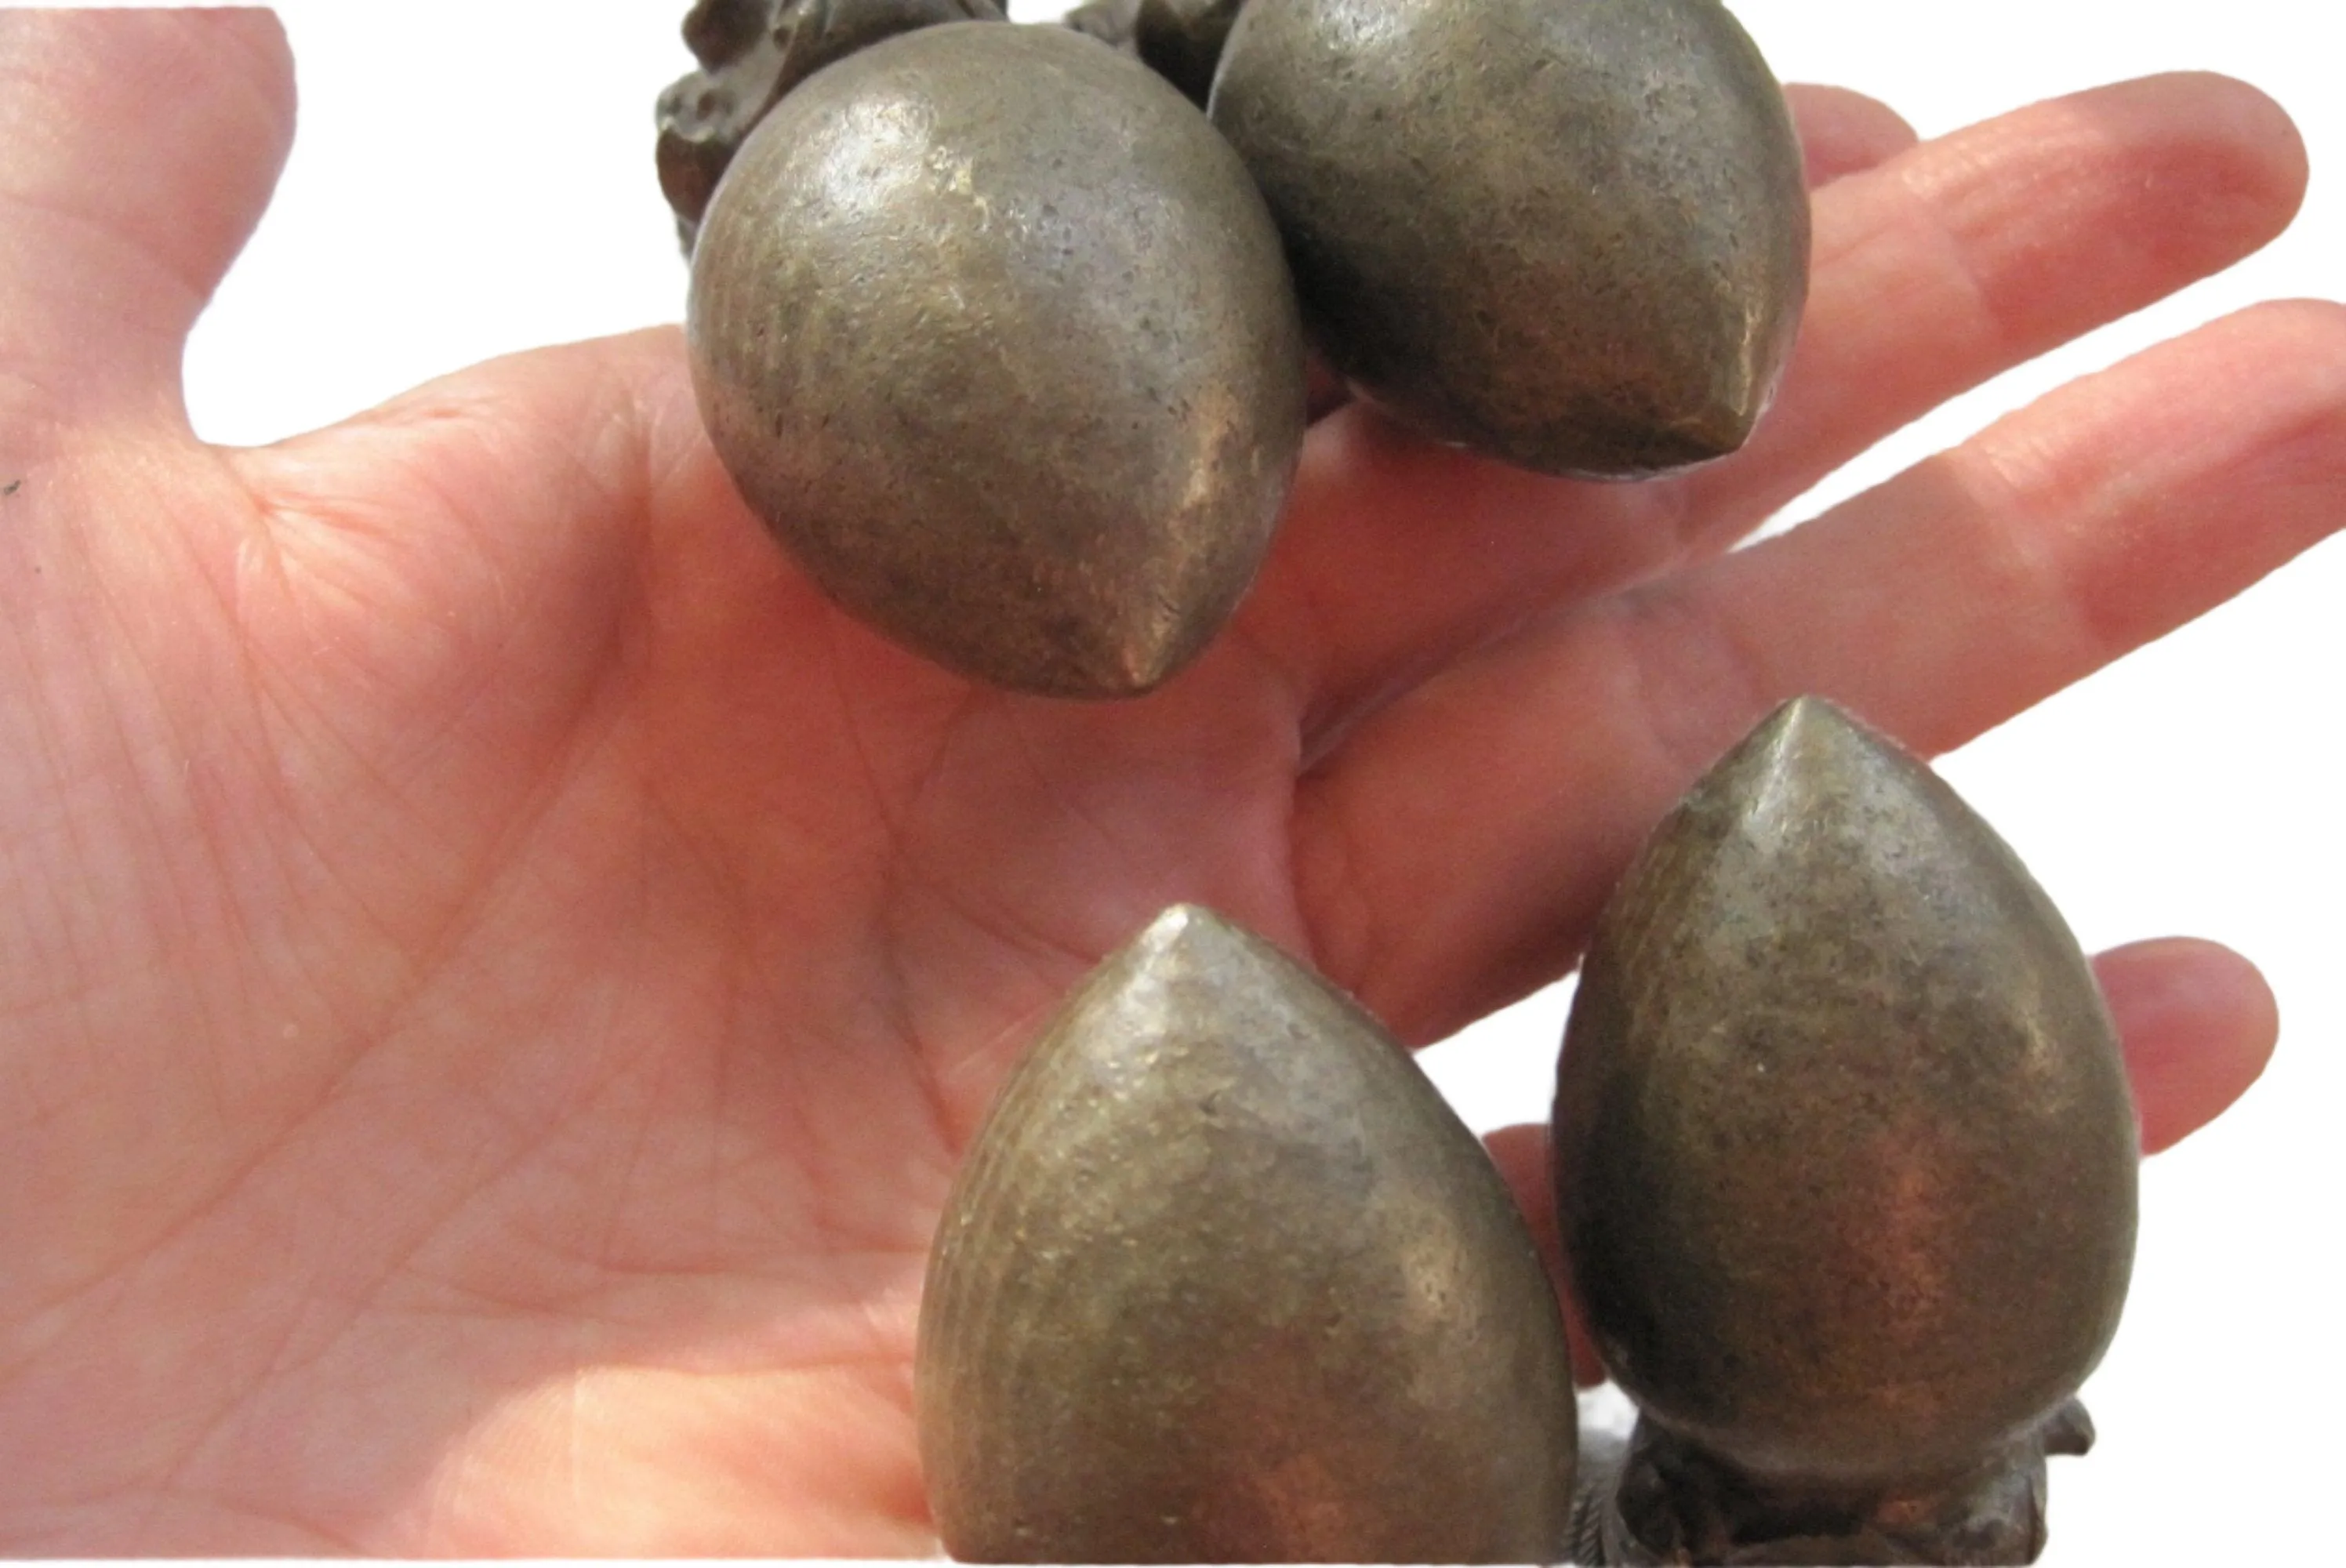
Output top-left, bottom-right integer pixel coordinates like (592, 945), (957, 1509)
(688, 24), (1306, 696)
(1211, 0), (1810, 477)
(1553, 698), (2137, 1563)
(921, 905), (1578, 1562)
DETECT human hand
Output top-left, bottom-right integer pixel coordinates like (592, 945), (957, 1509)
(2, 6), (2336, 1555)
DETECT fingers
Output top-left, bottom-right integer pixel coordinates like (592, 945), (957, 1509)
(2095, 938), (2277, 1153)
(1785, 83), (1919, 187)
(1680, 71), (2308, 540)
(1295, 299), (2346, 1042)
(1243, 73), (2306, 739)
(0, 10), (292, 429)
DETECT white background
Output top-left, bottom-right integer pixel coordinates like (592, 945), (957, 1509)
(140, 0), (2346, 1560)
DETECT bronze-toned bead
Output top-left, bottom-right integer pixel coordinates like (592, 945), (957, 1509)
(1553, 698), (2137, 1563)
(921, 905), (1578, 1562)
(687, 24), (1306, 696)
(1211, 0), (1809, 477)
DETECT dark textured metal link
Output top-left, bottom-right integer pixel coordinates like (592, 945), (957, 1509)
(655, 0), (1007, 249)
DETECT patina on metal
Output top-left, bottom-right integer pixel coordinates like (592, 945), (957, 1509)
(688, 24), (1306, 697)
(656, 0), (1005, 251)
(919, 905), (1578, 1562)
(1209, 0), (1810, 477)
(1592, 1400), (2097, 1566)
(1552, 698), (2139, 1565)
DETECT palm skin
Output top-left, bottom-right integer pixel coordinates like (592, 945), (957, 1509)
(0, 9), (2337, 1555)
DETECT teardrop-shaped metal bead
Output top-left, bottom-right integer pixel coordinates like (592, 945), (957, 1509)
(1552, 698), (2137, 1561)
(688, 24), (1306, 698)
(1209, 0), (1809, 477)
(921, 904), (1577, 1562)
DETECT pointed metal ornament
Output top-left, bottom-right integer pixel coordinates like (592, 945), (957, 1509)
(687, 24), (1306, 698)
(1553, 698), (2139, 1565)
(921, 905), (1578, 1562)
(1210, 0), (1810, 478)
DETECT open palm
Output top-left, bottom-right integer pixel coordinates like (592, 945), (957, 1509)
(2, 11), (2337, 1555)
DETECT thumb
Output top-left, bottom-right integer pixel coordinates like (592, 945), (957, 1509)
(0, 9), (292, 434)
